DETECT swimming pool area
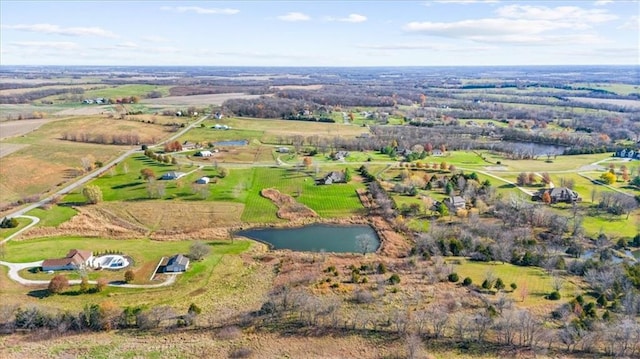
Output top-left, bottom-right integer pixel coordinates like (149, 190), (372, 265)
(93, 255), (130, 269)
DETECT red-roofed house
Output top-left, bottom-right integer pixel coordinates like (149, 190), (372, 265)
(42, 249), (93, 271)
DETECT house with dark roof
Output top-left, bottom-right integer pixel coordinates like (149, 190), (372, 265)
(160, 254), (190, 273)
(532, 187), (581, 204)
(161, 171), (186, 180)
(318, 171), (345, 185)
(42, 249), (93, 271)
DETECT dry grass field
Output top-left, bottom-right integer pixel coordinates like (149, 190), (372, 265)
(141, 93), (264, 106)
(99, 201), (244, 231)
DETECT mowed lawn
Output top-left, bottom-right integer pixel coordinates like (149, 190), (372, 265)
(2, 236), (257, 312)
(241, 167), (366, 222)
(449, 258), (582, 311)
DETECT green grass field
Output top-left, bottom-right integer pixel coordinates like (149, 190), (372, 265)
(449, 258), (582, 309)
(82, 85), (171, 99)
(27, 205), (78, 227)
(241, 167), (365, 222)
(2, 236), (257, 312)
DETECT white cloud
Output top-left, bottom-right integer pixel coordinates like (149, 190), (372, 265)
(357, 42), (494, 52)
(160, 6), (239, 15)
(141, 35), (170, 43)
(9, 41), (79, 50)
(327, 14), (367, 23)
(618, 15), (640, 31)
(496, 5), (617, 23)
(594, 0), (613, 6)
(277, 12), (311, 22)
(2, 23), (117, 38)
(116, 42), (139, 49)
(404, 5), (618, 45)
(434, 0), (500, 3)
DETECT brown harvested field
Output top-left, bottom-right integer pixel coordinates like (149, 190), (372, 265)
(0, 84), (104, 96)
(99, 201), (244, 231)
(224, 117), (370, 138)
(270, 84), (323, 90)
(567, 97), (640, 108)
(141, 93), (265, 106)
(0, 118), (52, 140)
(55, 106), (113, 116)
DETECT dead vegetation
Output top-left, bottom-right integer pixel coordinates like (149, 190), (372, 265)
(260, 188), (318, 220)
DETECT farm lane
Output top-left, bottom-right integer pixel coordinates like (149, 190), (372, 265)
(0, 215), (39, 244)
(4, 115), (210, 219)
(0, 259), (178, 288)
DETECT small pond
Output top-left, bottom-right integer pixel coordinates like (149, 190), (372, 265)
(214, 140), (248, 146)
(236, 224), (380, 253)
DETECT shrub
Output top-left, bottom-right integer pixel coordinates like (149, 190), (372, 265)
(229, 346), (253, 358)
(448, 273), (459, 282)
(96, 278), (107, 292)
(82, 185), (103, 204)
(494, 278), (505, 291)
(189, 241), (211, 261)
(0, 217), (19, 228)
(124, 270), (135, 283)
(48, 274), (69, 294)
(510, 282), (517, 291)
(377, 262), (387, 274)
(481, 279), (491, 290)
(547, 291), (561, 300)
(462, 277), (473, 286)
(388, 273), (401, 285)
(188, 303), (202, 315)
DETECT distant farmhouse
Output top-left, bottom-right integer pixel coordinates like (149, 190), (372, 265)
(213, 124), (230, 130)
(331, 151), (349, 161)
(276, 147), (290, 153)
(195, 150), (212, 157)
(42, 249), (93, 271)
(195, 177), (210, 184)
(614, 148), (640, 160)
(318, 171), (346, 185)
(532, 187), (581, 204)
(159, 254), (190, 273)
(161, 171), (186, 180)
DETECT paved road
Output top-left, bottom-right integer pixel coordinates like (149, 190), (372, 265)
(4, 115), (210, 219)
(0, 259), (177, 288)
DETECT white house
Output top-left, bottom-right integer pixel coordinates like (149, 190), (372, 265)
(195, 150), (212, 157)
(276, 147), (290, 153)
(196, 177), (210, 184)
(161, 254), (190, 273)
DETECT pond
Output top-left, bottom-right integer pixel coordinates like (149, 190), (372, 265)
(236, 224), (380, 253)
(214, 140), (248, 146)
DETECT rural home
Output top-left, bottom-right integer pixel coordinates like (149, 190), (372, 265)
(213, 124), (230, 130)
(431, 149), (444, 156)
(195, 177), (210, 184)
(614, 148), (640, 159)
(332, 151), (349, 161)
(160, 254), (190, 273)
(276, 147), (290, 153)
(161, 171), (186, 180)
(532, 187), (581, 204)
(195, 150), (212, 157)
(318, 171), (345, 185)
(42, 249), (93, 271)
(214, 112), (224, 120)
(444, 196), (466, 210)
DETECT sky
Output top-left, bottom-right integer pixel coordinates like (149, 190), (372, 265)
(0, 0), (638, 66)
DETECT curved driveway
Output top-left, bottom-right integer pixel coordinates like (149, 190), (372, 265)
(0, 259), (177, 288)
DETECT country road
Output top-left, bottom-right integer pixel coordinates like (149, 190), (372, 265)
(4, 114), (210, 219)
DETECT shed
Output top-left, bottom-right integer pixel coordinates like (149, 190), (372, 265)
(196, 177), (210, 184)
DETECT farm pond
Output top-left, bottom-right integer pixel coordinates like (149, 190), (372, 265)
(236, 224), (380, 253)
